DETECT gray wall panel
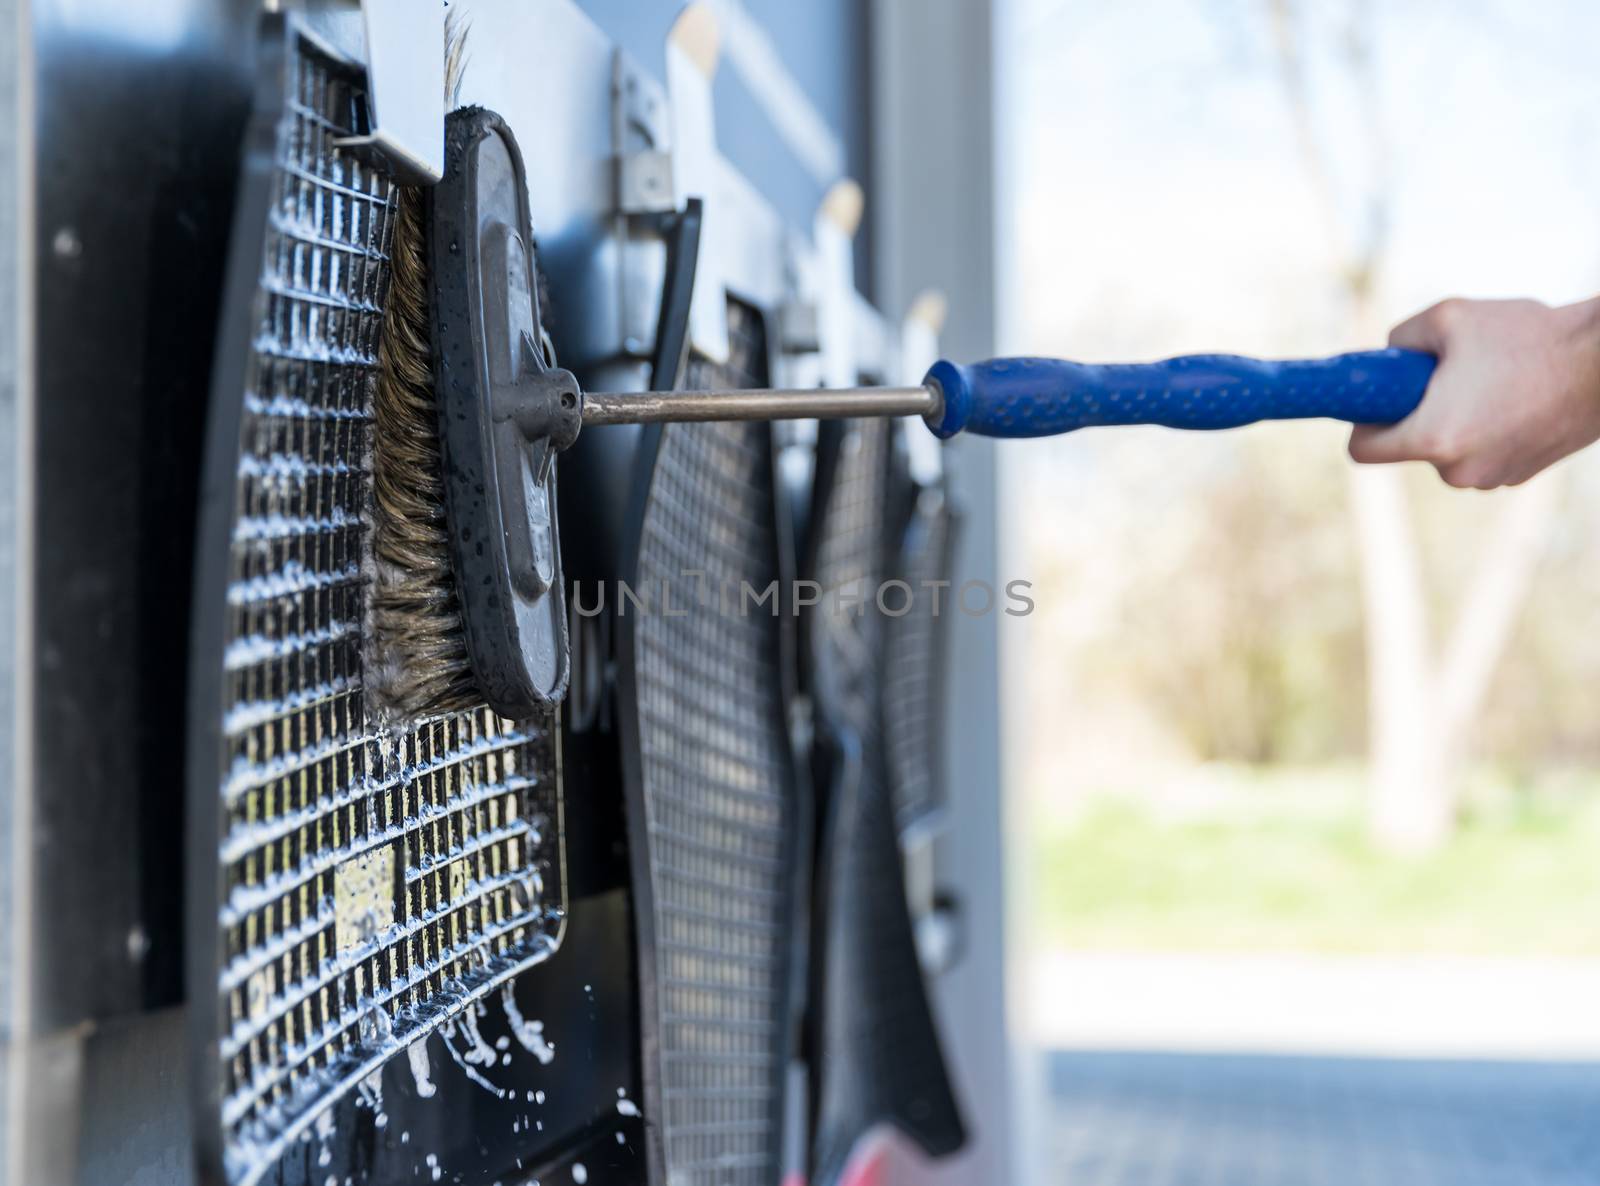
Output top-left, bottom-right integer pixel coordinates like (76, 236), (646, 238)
(576, 0), (872, 285)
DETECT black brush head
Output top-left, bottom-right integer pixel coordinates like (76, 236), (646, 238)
(426, 108), (577, 716)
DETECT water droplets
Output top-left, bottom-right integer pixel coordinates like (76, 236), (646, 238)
(307, 1104), (337, 1167)
(356, 1070), (383, 1117)
(407, 1039), (437, 1098)
(501, 985), (555, 1064)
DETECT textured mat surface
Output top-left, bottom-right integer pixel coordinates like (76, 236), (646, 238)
(623, 302), (800, 1186)
(807, 418), (964, 1183)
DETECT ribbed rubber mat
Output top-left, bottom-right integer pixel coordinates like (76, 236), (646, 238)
(809, 418), (894, 755)
(204, 33), (564, 1184)
(808, 418), (965, 1184)
(621, 302), (799, 1186)
(883, 481), (954, 835)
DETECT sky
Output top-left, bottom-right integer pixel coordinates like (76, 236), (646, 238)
(997, 0), (1600, 364)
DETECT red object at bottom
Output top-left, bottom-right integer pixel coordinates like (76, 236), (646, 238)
(837, 1130), (895, 1186)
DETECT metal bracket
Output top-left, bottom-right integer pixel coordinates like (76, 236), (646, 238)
(915, 893), (965, 976)
(613, 47), (677, 216)
(610, 48), (704, 386)
(617, 149), (676, 216)
(778, 300), (822, 356)
(335, 0), (445, 184)
(666, 2), (730, 364)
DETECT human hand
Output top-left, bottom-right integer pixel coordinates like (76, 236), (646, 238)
(1348, 296), (1600, 488)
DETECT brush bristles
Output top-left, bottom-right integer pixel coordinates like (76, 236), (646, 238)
(370, 14), (486, 718)
(370, 183), (481, 716)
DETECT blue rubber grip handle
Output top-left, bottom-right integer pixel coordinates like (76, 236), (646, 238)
(923, 349), (1435, 439)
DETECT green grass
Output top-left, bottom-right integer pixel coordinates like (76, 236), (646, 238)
(1032, 770), (1600, 955)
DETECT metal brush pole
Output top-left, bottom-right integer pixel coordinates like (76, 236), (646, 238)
(581, 384), (941, 427)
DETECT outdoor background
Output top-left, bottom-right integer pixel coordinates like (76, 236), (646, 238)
(995, 0), (1600, 1181)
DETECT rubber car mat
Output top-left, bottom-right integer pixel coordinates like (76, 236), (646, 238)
(804, 417), (965, 1184)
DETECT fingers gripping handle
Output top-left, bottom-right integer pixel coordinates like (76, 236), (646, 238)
(924, 349), (1435, 440)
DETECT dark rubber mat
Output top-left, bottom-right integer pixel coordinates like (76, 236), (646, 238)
(620, 302), (803, 1186)
(196, 28), (564, 1183)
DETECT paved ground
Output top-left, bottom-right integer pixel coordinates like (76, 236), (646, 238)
(1021, 954), (1600, 1184)
(1044, 1050), (1600, 1186)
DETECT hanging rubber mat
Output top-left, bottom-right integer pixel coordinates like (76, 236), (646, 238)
(189, 24), (565, 1185)
(883, 446), (957, 838)
(806, 416), (965, 1185)
(617, 300), (804, 1186)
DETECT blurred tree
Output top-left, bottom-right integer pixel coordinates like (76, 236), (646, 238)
(1111, 434), (1363, 764)
(1266, 0), (1559, 852)
(1018, 420), (1369, 784)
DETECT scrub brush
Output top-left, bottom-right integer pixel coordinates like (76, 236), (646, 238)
(365, 24), (1439, 725)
